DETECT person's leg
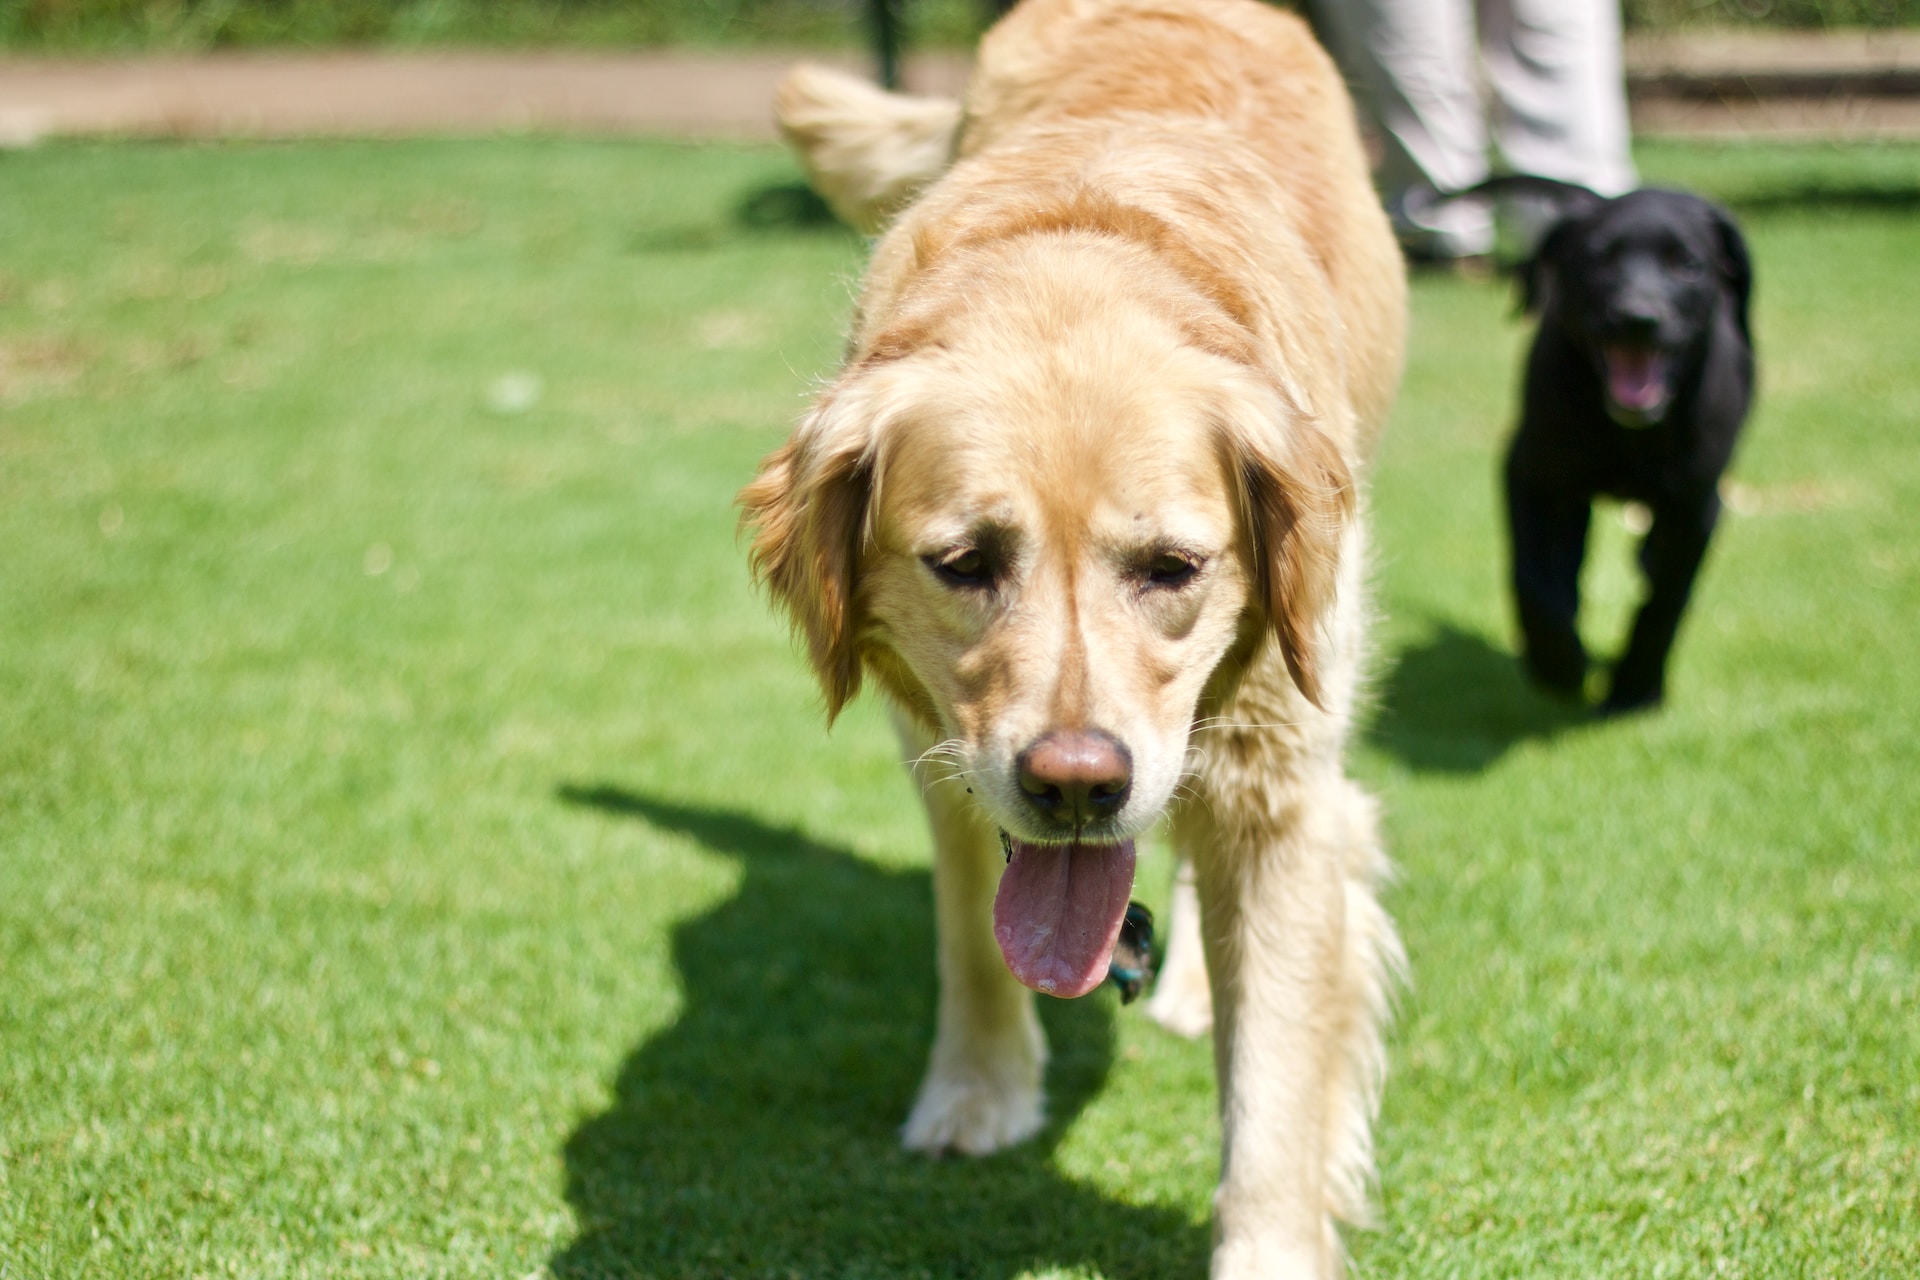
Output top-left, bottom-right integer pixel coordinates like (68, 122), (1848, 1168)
(1314, 0), (1494, 257)
(1480, 0), (1637, 198)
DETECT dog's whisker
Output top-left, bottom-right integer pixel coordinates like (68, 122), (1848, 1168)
(1190, 717), (1304, 733)
(906, 739), (977, 799)
(906, 738), (970, 772)
(919, 773), (975, 800)
(1180, 744), (1211, 783)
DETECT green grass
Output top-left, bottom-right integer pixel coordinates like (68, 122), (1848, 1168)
(1, 135), (1915, 1277)
(1623, 0), (1920, 31)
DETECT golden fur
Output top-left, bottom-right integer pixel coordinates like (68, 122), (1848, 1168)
(742, 2), (1407, 1274)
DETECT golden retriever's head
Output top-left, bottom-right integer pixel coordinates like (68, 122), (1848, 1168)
(740, 232), (1349, 989)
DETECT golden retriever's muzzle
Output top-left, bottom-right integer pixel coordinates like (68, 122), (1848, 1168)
(994, 728), (1142, 999)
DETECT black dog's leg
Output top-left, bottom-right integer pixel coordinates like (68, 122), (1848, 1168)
(1506, 457), (1592, 698)
(1604, 490), (1722, 715)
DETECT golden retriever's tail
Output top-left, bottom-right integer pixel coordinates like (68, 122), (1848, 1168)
(776, 64), (961, 235)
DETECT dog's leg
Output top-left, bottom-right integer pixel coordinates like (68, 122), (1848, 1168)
(1183, 770), (1398, 1280)
(1605, 489), (1721, 714)
(1505, 448), (1592, 697)
(1145, 854), (1214, 1038)
(895, 711), (1048, 1156)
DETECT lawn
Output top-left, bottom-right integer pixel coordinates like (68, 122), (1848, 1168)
(1, 134), (1914, 1278)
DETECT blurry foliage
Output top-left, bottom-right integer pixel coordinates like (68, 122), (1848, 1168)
(0, 0), (994, 52)
(1624, 0), (1920, 28)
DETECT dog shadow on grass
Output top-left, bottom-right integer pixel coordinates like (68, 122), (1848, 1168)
(1367, 620), (1588, 774)
(547, 786), (1209, 1280)
(631, 181), (852, 253)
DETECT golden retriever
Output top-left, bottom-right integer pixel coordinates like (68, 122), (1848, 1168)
(740, 1), (1406, 1273)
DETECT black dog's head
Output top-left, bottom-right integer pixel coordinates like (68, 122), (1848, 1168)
(1522, 188), (1751, 428)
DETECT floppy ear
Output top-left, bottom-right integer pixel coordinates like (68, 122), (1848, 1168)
(1518, 215), (1578, 316)
(1432, 175), (1599, 317)
(1707, 200), (1753, 345)
(737, 386), (879, 720)
(1215, 378), (1355, 710)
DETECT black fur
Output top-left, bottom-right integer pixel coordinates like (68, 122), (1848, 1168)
(1502, 187), (1755, 714)
(1107, 901), (1155, 1005)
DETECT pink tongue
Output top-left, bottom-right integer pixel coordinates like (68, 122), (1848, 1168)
(1606, 346), (1668, 412)
(993, 837), (1136, 998)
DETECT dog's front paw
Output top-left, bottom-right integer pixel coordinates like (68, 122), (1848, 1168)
(901, 1057), (1044, 1156)
(1144, 966), (1213, 1038)
(1599, 682), (1663, 717)
(901, 1067), (1044, 1156)
(1211, 1238), (1332, 1280)
(1516, 604), (1589, 698)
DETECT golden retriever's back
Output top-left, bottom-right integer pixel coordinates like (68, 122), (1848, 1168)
(887, 0), (1405, 455)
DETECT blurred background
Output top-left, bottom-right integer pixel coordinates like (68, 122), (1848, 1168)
(3, 0), (1918, 144)
(1, 0), (1917, 52)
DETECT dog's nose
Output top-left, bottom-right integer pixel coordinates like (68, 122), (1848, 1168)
(1613, 296), (1664, 341)
(1016, 730), (1132, 826)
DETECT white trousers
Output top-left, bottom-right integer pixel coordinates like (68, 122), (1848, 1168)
(1316, 0), (1637, 254)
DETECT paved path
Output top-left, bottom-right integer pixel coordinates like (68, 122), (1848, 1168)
(2, 31), (1917, 147)
(0, 49), (970, 146)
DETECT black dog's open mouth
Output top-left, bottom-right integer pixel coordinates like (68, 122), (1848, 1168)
(1602, 344), (1672, 426)
(993, 833), (1136, 998)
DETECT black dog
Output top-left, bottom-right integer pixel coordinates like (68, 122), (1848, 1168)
(1502, 186), (1754, 714)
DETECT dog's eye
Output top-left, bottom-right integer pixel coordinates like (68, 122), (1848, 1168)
(1666, 248), (1705, 280)
(925, 547), (994, 588)
(1143, 552), (1201, 589)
